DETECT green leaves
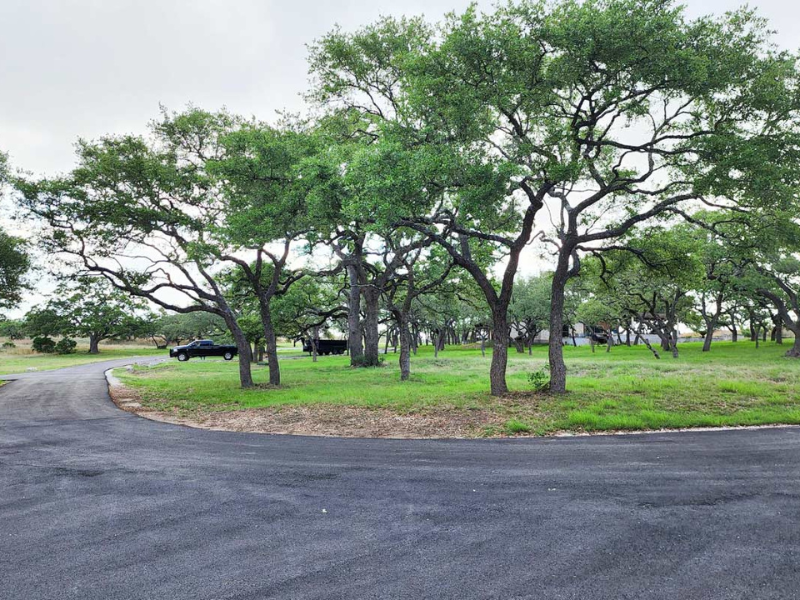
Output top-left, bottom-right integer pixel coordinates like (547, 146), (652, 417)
(308, 0), (799, 258)
(211, 122), (315, 246)
(0, 227), (31, 311)
(49, 277), (149, 340)
(509, 273), (552, 330)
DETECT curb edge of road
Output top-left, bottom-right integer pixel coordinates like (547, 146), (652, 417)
(105, 359), (170, 418)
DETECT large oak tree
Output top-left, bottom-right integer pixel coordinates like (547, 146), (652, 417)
(16, 111), (259, 387)
(310, 0), (798, 394)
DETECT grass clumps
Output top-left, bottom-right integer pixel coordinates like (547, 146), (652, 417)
(116, 341), (800, 437)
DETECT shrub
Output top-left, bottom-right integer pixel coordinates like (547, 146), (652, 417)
(32, 336), (56, 354)
(55, 337), (77, 355)
(1, 341), (15, 351)
(527, 366), (550, 392)
(0, 320), (26, 340)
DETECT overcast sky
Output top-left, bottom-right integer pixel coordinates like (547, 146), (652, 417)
(2, 0), (798, 178)
(1, 0), (798, 313)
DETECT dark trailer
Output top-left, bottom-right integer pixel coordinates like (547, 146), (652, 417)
(302, 339), (348, 356)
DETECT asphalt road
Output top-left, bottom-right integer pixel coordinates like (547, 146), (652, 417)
(2, 359), (800, 599)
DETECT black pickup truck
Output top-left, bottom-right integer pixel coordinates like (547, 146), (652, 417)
(302, 339), (348, 356)
(169, 340), (238, 362)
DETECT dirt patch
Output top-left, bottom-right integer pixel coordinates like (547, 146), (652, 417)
(108, 382), (146, 412)
(174, 405), (510, 438)
(108, 381), (800, 439)
(108, 381), (511, 438)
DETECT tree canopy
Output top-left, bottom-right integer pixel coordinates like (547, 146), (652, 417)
(309, 0), (800, 392)
(8, 0), (800, 396)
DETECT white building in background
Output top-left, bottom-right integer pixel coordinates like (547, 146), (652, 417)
(527, 325), (745, 347)
(525, 324), (662, 347)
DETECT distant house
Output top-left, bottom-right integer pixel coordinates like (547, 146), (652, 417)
(515, 322), (663, 347)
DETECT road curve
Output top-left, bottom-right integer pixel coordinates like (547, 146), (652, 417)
(1, 359), (800, 599)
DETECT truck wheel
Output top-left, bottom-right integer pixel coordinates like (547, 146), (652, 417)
(177, 352), (189, 362)
(223, 352), (234, 361)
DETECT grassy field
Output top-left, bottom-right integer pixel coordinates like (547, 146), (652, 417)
(116, 340), (800, 436)
(0, 342), (163, 375)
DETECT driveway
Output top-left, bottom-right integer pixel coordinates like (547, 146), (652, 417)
(1, 358), (799, 599)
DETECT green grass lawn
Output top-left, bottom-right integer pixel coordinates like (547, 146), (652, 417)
(0, 344), (163, 375)
(116, 340), (800, 436)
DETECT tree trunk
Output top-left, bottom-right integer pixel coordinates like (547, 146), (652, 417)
(654, 330), (671, 353)
(258, 302), (281, 385)
(346, 264), (363, 365)
(638, 326), (661, 360)
(702, 328), (714, 352)
(490, 308), (510, 396)
(311, 326), (319, 363)
(223, 313), (254, 388)
(398, 315), (411, 381)
(437, 328), (446, 351)
(785, 333), (800, 357)
(548, 259), (569, 393)
(702, 316), (718, 352)
(88, 334), (100, 354)
(776, 317), (784, 344)
(362, 287), (381, 366)
(731, 327), (738, 342)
